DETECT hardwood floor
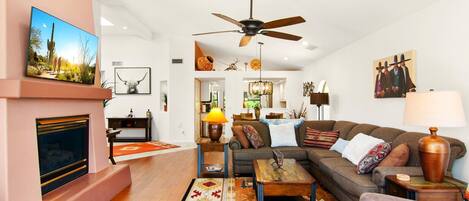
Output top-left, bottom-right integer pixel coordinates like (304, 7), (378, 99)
(112, 148), (228, 201)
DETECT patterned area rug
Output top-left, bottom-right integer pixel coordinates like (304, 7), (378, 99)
(182, 178), (336, 201)
(113, 141), (179, 157)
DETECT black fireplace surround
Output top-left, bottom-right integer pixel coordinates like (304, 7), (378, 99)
(36, 115), (89, 195)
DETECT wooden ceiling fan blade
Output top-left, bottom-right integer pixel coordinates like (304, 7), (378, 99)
(262, 16), (305, 29)
(212, 13), (245, 28)
(261, 31), (302, 41)
(239, 35), (252, 47)
(192, 30), (240, 36)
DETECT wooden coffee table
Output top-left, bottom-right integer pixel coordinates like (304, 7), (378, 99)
(253, 159), (317, 201)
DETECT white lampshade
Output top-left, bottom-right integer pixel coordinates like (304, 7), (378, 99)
(404, 91), (466, 127)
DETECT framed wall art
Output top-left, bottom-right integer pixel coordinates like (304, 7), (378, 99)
(114, 67), (151, 95)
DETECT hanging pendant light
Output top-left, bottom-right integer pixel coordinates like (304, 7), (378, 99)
(249, 42), (273, 96)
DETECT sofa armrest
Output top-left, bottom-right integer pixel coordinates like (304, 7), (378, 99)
(372, 166), (423, 187)
(229, 136), (242, 150)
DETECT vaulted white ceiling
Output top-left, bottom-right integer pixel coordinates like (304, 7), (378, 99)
(100, 0), (438, 70)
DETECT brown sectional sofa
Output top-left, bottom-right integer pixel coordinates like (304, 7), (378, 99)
(229, 120), (467, 201)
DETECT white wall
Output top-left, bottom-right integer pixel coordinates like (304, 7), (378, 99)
(101, 35), (170, 140)
(303, 0), (469, 182)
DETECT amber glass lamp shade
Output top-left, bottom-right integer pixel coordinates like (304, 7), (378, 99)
(203, 108), (228, 142)
(404, 91), (466, 182)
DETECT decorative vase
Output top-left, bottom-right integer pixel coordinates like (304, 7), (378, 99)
(255, 108), (261, 120)
(207, 124), (223, 142)
(418, 128), (450, 183)
(197, 56), (214, 71)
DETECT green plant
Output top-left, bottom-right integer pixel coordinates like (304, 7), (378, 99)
(101, 80), (113, 108)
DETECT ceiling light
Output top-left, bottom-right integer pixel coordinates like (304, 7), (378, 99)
(122, 26), (128, 30)
(283, 57), (289, 61)
(100, 17), (114, 26)
(302, 41), (309, 47)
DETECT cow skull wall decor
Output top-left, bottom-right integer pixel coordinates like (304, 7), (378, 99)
(117, 72), (148, 94)
(114, 67), (151, 95)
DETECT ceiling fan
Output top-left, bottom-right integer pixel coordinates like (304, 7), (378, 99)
(192, 0), (306, 47)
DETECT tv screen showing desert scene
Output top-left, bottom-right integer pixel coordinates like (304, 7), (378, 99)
(26, 7), (98, 85)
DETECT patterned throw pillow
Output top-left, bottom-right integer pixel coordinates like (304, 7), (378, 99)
(303, 127), (339, 149)
(243, 125), (265, 149)
(356, 142), (392, 174)
(231, 125), (250, 149)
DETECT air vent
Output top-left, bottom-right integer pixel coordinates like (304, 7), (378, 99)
(172, 59), (183, 64)
(112, 61), (123, 66)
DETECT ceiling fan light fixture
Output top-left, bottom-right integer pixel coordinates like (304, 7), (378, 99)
(192, 0), (306, 47)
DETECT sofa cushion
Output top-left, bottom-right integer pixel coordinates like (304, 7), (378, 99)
(303, 127), (339, 149)
(346, 124), (380, 140)
(233, 147), (307, 161)
(318, 157), (354, 177)
(343, 133), (385, 165)
(231, 125), (250, 149)
(357, 142), (392, 174)
(243, 125), (265, 149)
(234, 121), (271, 146)
(370, 127), (406, 142)
(332, 166), (379, 197)
(298, 120), (336, 146)
(378, 143), (409, 167)
(269, 123), (298, 147)
(306, 148), (341, 165)
(329, 138), (349, 154)
(332, 121), (358, 139)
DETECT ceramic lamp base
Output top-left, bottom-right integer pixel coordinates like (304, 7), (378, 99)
(208, 124), (223, 142)
(418, 127), (450, 183)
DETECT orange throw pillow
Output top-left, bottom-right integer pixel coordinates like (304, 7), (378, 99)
(231, 125), (250, 149)
(378, 143), (410, 167)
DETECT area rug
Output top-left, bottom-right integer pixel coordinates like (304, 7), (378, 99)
(182, 177), (336, 201)
(113, 141), (180, 157)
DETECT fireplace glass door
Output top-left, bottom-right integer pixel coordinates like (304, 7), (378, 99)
(36, 115), (89, 195)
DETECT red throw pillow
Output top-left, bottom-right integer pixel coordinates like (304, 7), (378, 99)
(303, 127), (339, 149)
(243, 125), (265, 149)
(356, 142), (392, 174)
(231, 125), (250, 149)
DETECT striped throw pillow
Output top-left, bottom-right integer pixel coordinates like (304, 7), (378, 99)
(303, 127), (339, 149)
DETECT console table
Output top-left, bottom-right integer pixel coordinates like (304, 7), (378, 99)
(107, 117), (152, 142)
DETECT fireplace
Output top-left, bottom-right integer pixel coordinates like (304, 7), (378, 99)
(36, 115), (89, 195)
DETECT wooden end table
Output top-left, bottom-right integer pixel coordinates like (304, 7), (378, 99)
(253, 159), (317, 201)
(196, 137), (229, 178)
(385, 175), (467, 201)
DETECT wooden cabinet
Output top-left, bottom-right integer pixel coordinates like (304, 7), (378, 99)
(107, 118), (152, 142)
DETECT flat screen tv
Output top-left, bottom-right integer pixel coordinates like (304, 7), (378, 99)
(26, 7), (98, 85)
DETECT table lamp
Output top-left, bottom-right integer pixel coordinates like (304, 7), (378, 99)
(203, 108), (228, 142)
(404, 90), (466, 183)
(310, 93), (329, 120)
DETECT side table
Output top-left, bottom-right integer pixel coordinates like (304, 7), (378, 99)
(196, 137), (229, 178)
(385, 175), (467, 201)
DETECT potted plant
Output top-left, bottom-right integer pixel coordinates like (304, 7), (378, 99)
(100, 80), (113, 108)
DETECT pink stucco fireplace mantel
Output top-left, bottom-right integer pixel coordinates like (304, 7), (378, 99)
(0, 0), (131, 200)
